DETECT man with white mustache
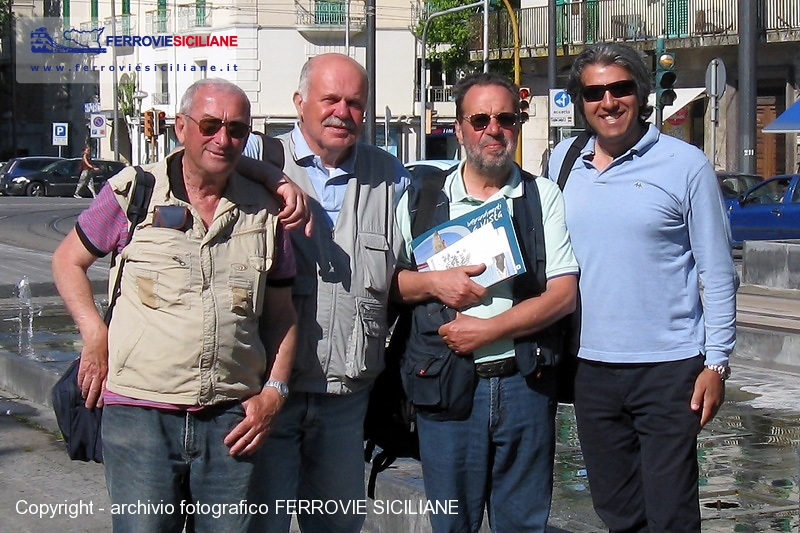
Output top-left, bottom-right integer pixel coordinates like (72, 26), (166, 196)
(248, 53), (410, 533)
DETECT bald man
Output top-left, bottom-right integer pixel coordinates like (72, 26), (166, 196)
(249, 54), (410, 533)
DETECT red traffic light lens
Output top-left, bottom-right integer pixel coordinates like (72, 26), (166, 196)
(519, 87), (531, 100)
(158, 111), (166, 119)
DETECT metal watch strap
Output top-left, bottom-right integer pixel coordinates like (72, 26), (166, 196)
(263, 380), (289, 398)
(705, 364), (731, 381)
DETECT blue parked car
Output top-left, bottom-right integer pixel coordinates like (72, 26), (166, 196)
(716, 171), (762, 209)
(727, 174), (800, 246)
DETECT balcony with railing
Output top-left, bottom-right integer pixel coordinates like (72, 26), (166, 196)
(414, 85), (454, 103)
(177, 3), (212, 31)
(104, 14), (133, 37)
(465, 0), (800, 59)
(79, 20), (102, 33)
(296, 0), (366, 35)
(146, 9), (171, 35)
(152, 92), (170, 105)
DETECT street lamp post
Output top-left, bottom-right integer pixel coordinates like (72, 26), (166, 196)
(132, 91), (148, 165)
(419, 1), (484, 160)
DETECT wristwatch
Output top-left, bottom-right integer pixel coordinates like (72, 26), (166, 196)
(264, 380), (289, 399)
(705, 364), (731, 381)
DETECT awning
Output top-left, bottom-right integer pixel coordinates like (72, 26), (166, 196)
(646, 88), (706, 123)
(763, 100), (800, 133)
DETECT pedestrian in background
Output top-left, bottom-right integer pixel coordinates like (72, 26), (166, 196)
(547, 42), (738, 532)
(74, 145), (98, 198)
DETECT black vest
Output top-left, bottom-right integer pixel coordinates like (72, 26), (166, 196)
(401, 168), (563, 421)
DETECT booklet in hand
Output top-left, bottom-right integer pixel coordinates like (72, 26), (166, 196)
(410, 198), (526, 287)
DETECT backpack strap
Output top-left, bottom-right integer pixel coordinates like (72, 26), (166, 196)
(410, 169), (448, 239)
(557, 131), (591, 191)
(250, 131), (285, 170)
(514, 168), (547, 299)
(105, 166), (155, 325)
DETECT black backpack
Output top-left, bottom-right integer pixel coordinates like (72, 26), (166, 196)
(363, 169), (447, 499)
(552, 131), (590, 404)
(52, 166), (155, 463)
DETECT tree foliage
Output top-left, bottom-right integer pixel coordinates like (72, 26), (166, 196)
(0, 0), (12, 33)
(414, 0), (480, 75)
(415, 0), (513, 79)
(117, 72), (137, 117)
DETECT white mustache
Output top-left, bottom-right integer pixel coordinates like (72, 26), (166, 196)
(323, 116), (355, 130)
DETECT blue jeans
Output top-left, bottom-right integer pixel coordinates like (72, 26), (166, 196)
(416, 372), (557, 533)
(103, 403), (259, 533)
(248, 388), (370, 533)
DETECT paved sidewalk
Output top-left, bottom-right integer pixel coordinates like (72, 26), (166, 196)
(1, 217), (798, 531)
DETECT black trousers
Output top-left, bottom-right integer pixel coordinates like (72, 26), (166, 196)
(574, 355), (704, 533)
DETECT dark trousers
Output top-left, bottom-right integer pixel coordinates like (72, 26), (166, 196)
(574, 355), (704, 533)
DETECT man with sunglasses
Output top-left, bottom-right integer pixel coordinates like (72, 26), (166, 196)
(393, 72), (578, 532)
(52, 78), (299, 532)
(547, 42), (737, 531)
(247, 53), (410, 533)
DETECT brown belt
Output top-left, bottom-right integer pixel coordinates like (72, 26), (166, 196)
(475, 357), (518, 379)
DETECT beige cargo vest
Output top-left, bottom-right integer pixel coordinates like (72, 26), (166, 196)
(104, 154), (281, 405)
(277, 134), (402, 394)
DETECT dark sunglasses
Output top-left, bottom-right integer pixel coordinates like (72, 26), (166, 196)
(581, 80), (637, 102)
(463, 112), (519, 131)
(182, 114), (251, 139)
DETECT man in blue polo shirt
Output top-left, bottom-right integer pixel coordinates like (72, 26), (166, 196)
(548, 42), (737, 532)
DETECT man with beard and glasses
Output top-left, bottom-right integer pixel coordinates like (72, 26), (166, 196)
(392, 72), (579, 532)
(248, 53), (410, 533)
(548, 42), (737, 532)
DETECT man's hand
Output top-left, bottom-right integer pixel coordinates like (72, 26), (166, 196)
(438, 313), (494, 355)
(691, 368), (725, 429)
(223, 388), (284, 456)
(275, 179), (313, 237)
(77, 324), (109, 409)
(430, 265), (488, 310)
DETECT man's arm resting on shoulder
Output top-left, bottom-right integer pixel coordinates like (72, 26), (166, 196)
(51, 230), (108, 409)
(236, 156), (313, 236)
(438, 274), (578, 355)
(224, 285), (297, 456)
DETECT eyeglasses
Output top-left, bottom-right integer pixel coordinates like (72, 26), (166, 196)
(463, 112), (519, 131)
(581, 80), (637, 102)
(182, 114), (251, 139)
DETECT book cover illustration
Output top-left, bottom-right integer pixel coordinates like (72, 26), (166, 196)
(410, 198), (526, 287)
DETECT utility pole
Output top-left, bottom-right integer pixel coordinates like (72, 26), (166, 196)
(111, 0), (119, 161)
(419, 1), (484, 160)
(482, 0), (489, 73)
(738, 0), (757, 173)
(9, 0), (18, 156)
(365, 0), (376, 145)
(547, 0), (556, 152)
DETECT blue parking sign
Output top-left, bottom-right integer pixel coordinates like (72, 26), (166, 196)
(53, 122), (69, 146)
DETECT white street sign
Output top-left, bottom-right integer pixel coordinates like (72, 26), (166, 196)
(90, 114), (107, 138)
(52, 122), (69, 146)
(549, 89), (575, 127)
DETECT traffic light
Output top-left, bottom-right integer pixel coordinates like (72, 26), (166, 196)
(143, 109), (155, 138)
(157, 111), (166, 136)
(519, 87), (531, 123)
(656, 43), (677, 109)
